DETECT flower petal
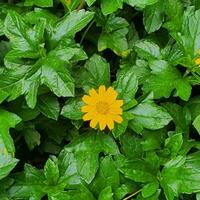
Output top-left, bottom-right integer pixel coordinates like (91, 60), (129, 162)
(105, 87), (118, 103)
(99, 116), (106, 130)
(111, 114), (123, 123)
(111, 100), (123, 108)
(89, 88), (98, 98)
(90, 117), (99, 128)
(82, 95), (97, 105)
(106, 116), (114, 130)
(81, 105), (95, 113)
(98, 85), (106, 97)
(109, 107), (122, 115)
(83, 112), (96, 121)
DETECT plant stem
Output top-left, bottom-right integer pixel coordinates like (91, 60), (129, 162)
(77, 0), (85, 11)
(123, 189), (142, 200)
(80, 20), (95, 45)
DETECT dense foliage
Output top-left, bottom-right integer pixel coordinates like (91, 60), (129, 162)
(1, 0), (200, 199)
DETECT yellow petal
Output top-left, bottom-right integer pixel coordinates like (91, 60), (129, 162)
(81, 105), (95, 113)
(110, 107), (122, 115)
(82, 112), (96, 121)
(111, 100), (123, 108)
(89, 88), (98, 98)
(98, 85), (106, 97)
(112, 115), (123, 123)
(106, 116), (114, 130)
(99, 117), (106, 130)
(82, 95), (97, 105)
(90, 117), (99, 128)
(105, 87), (118, 103)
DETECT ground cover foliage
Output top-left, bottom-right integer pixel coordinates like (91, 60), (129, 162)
(1, 0), (200, 199)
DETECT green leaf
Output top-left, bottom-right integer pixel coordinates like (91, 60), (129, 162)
(0, 109), (21, 153)
(4, 11), (45, 54)
(98, 186), (113, 200)
(61, 98), (83, 120)
(185, 96), (200, 120)
(37, 94), (60, 120)
(142, 181), (159, 198)
(193, 114), (200, 134)
(120, 133), (143, 159)
(24, 0), (53, 7)
(161, 152), (200, 198)
(174, 78), (192, 101)
(7, 164), (46, 199)
(162, 103), (189, 133)
(171, 8), (200, 64)
(112, 112), (134, 138)
(22, 125), (41, 151)
(143, 1), (164, 33)
(41, 56), (75, 97)
(98, 29), (129, 57)
(165, 133), (183, 157)
(130, 102), (172, 130)
(49, 10), (94, 48)
(120, 159), (157, 183)
(114, 67), (138, 105)
(124, 0), (158, 8)
(134, 40), (161, 60)
(90, 156), (120, 196)
(163, 0), (183, 32)
(80, 54), (110, 91)
(59, 133), (100, 184)
(101, 0), (123, 15)
(0, 138), (18, 180)
(85, 0), (96, 6)
(143, 60), (181, 99)
(44, 157), (59, 185)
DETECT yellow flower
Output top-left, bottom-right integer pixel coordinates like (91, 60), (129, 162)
(81, 85), (123, 130)
(195, 58), (200, 65)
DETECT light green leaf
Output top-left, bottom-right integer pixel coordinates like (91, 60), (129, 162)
(165, 133), (183, 157)
(80, 54), (110, 91)
(50, 10), (94, 47)
(134, 40), (161, 60)
(143, 60), (181, 99)
(85, 0), (96, 6)
(174, 78), (192, 101)
(4, 11), (45, 54)
(124, 0), (158, 8)
(90, 156), (119, 196)
(130, 102), (172, 130)
(41, 56), (74, 97)
(114, 67), (138, 105)
(61, 98), (83, 120)
(142, 181), (159, 198)
(24, 0), (53, 7)
(0, 109), (21, 153)
(193, 114), (200, 134)
(143, 1), (164, 33)
(101, 0), (123, 15)
(98, 28), (129, 56)
(44, 157), (59, 185)
(161, 152), (200, 198)
(98, 186), (113, 200)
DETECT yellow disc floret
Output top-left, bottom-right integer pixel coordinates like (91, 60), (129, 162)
(81, 85), (123, 130)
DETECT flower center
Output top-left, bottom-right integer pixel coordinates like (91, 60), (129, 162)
(96, 101), (110, 115)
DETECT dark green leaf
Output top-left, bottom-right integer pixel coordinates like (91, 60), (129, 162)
(37, 94), (60, 120)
